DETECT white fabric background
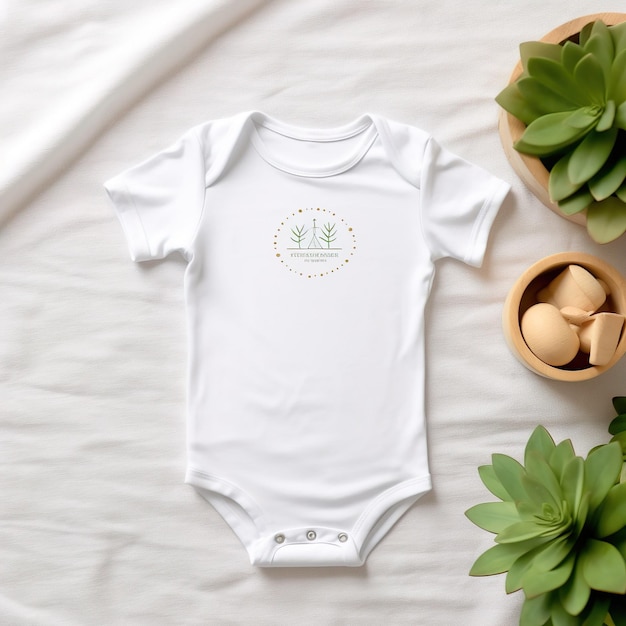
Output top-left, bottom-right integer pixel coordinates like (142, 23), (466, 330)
(2, 1), (626, 624)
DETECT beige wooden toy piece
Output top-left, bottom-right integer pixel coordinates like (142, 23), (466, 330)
(537, 265), (607, 311)
(560, 306), (593, 325)
(578, 313), (625, 366)
(521, 303), (580, 367)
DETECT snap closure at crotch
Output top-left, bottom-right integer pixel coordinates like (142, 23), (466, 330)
(252, 527), (363, 567)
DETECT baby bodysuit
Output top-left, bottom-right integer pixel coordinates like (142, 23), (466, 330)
(105, 111), (509, 567)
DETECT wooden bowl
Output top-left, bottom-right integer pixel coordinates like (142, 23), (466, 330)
(502, 253), (626, 381)
(498, 13), (626, 227)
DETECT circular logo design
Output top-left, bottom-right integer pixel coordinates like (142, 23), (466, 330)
(273, 207), (357, 278)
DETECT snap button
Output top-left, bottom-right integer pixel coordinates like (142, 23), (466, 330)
(274, 534), (285, 544)
(338, 533), (348, 543)
(306, 530), (317, 541)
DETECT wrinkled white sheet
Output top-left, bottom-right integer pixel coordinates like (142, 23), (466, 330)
(2, 1), (626, 624)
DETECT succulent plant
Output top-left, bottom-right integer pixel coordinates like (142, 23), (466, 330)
(466, 397), (626, 626)
(496, 20), (626, 243)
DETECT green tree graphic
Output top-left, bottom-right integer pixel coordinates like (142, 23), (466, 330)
(290, 224), (308, 248)
(319, 222), (337, 248)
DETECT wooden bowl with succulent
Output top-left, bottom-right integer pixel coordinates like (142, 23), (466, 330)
(497, 14), (626, 243)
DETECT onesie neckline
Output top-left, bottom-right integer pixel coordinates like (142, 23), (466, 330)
(248, 112), (379, 178)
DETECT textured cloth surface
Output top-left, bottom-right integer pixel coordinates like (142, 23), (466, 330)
(2, 1), (626, 624)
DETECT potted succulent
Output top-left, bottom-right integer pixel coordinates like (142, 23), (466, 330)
(496, 15), (626, 243)
(466, 396), (626, 625)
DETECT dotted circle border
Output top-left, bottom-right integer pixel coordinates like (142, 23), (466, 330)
(273, 207), (357, 279)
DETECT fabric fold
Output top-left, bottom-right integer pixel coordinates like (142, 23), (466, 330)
(0, 0), (270, 225)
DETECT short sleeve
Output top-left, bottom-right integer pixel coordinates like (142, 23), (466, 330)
(104, 129), (206, 262)
(420, 137), (510, 267)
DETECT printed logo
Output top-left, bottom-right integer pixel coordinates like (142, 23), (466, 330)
(273, 207), (357, 278)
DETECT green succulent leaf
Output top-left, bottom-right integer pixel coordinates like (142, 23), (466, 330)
(610, 20), (626, 51)
(516, 498), (539, 520)
(465, 501), (520, 533)
(522, 553), (576, 598)
(567, 128), (618, 186)
(586, 197), (626, 243)
(523, 456), (562, 509)
(549, 439), (576, 483)
(561, 456), (584, 519)
(595, 481), (626, 538)
(566, 105), (603, 129)
(561, 40), (587, 74)
(558, 555), (591, 617)
(610, 431), (626, 456)
(549, 153), (584, 202)
(588, 153), (626, 201)
(506, 547), (539, 593)
(574, 492), (590, 538)
(573, 53), (606, 106)
(584, 22), (615, 80)
(578, 21), (594, 48)
(495, 82), (546, 125)
(616, 101), (626, 131)
(478, 464), (512, 501)
(520, 40), (563, 70)
(613, 397), (626, 415)
(469, 540), (533, 576)
(596, 100), (616, 132)
(610, 49), (626, 102)
(520, 593), (552, 626)
(507, 535), (575, 594)
(550, 599), (580, 626)
(528, 57), (589, 106)
(590, 18), (614, 43)
(608, 413), (626, 435)
(580, 538), (626, 593)
(557, 186), (594, 216)
(533, 535), (576, 573)
(584, 442), (622, 513)
(515, 111), (595, 157)
(525, 426), (556, 463)
(517, 78), (582, 117)
(496, 519), (563, 544)
(492, 453), (528, 503)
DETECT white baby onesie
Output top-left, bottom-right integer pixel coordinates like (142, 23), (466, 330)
(105, 111), (509, 567)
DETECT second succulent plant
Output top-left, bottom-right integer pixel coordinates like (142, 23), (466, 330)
(466, 397), (626, 625)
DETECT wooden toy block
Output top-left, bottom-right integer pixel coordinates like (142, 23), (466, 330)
(578, 312), (625, 366)
(537, 265), (607, 312)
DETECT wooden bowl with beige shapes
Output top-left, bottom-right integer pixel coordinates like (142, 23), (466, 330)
(502, 253), (626, 381)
